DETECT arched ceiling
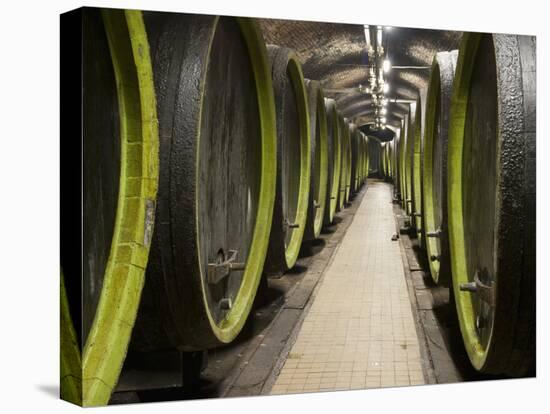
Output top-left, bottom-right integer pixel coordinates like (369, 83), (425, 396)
(258, 18), (462, 139)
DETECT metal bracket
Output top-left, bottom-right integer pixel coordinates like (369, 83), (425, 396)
(219, 297), (233, 310)
(430, 255), (440, 262)
(207, 250), (245, 284)
(284, 219), (300, 230)
(413, 212), (422, 217)
(406, 199), (413, 204)
(459, 271), (496, 308)
(426, 228), (442, 238)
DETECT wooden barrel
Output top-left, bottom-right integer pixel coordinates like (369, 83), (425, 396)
(338, 115), (352, 206)
(448, 33), (535, 376)
(382, 142), (387, 178)
(382, 142), (390, 179)
(360, 132), (368, 185)
(131, 15), (277, 354)
(364, 135), (370, 179)
(393, 128), (402, 195)
(412, 91), (427, 249)
(264, 45), (311, 272)
(303, 79), (329, 240)
(323, 99), (342, 225)
(344, 119), (353, 202)
(422, 51), (458, 285)
(336, 113), (346, 210)
(390, 139), (395, 180)
(384, 141), (389, 179)
(77, 9), (159, 406)
(404, 105), (416, 215)
(361, 132), (367, 185)
(398, 120), (407, 207)
(349, 123), (361, 195)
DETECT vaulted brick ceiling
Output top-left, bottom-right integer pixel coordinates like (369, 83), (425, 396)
(258, 18), (462, 135)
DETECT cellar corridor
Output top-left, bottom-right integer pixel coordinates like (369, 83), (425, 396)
(270, 180), (425, 394)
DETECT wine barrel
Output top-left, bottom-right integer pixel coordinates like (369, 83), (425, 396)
(360, 133), (366, 185)
(388, 139), (394, 180)
(303, 79), (329, 241)
(344, 119), (353, 202)
(411, 90), (427, 248)
(364, 135), (370, 180)
(384, 141), (389, 178)
(131, 15), (277, 354)
(323, 99), (342, 225)
(337, 115), (352, 206)
(360, 132), (368, 185)
(422, 51), (458, 285)
(385, 141), (392, 179)
(393, 129), (402, 195)
(79, 9), (159, 406)
(349, 123), (361, 195)
(404, 104), (416, 215)
(398, 120), (407, 206)
(264, 45), (311, 272)
(336, 113), (346, 210)
(381, 142), (387, 178)
(61, 271), (82, 406)
(448, 33), (535, 376)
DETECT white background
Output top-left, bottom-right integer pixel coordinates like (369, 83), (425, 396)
(0, 0), (547, 412)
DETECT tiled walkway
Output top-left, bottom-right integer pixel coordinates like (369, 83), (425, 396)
(270, 180), (425, 394)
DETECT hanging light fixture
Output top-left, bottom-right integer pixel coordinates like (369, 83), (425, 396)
(362, 23), (391, 130)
